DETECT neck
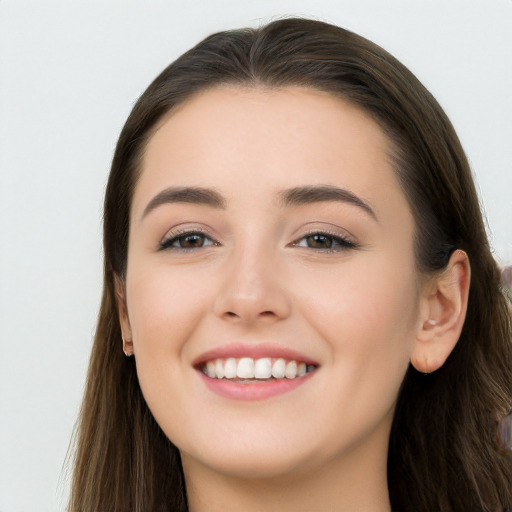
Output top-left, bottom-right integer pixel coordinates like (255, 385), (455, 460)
(182, 434), (391, 512)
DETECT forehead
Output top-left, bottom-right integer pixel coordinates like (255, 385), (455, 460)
(133, 86), (408, 221)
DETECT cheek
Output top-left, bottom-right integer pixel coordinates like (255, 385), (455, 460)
(126, 264), (212, 358)
(303, 252), (417, 328)
(298, 253), (419, 390)
(124, 265), (215, 433)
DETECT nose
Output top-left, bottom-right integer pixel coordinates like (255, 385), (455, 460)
(212, 244), (292, 324)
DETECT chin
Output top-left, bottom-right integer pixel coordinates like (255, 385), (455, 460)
(182, 443), (312, 481)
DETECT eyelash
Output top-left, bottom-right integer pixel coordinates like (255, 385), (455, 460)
(291, 231), (358, 252)
(159, 229), (218, 251)
(159, 229), (358, 253)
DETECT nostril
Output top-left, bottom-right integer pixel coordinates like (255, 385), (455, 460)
(223, 310), (275, 320)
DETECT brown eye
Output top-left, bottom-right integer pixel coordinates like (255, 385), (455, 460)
(159, 231), (216, 250)
(293, 232), (357, 251)
(178, 233), (206, 248)
(306, 234), (333, 249)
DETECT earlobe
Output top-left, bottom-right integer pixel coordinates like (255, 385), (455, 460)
(114, 275), (134, 357)
(411, 250), (470, 373)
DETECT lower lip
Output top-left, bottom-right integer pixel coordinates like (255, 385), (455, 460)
(198, 370), (315, 401)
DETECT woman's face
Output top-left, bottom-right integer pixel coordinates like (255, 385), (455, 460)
(120, 86), (424, 480)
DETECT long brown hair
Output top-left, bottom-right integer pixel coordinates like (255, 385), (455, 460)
(69, 18), (512, 511)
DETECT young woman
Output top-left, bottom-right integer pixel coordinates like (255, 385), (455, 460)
(69, 18), (512, 512)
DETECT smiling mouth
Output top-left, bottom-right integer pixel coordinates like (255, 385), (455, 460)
(200, 357), (317, 381)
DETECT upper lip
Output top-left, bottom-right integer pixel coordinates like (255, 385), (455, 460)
(192, 342), (319, 367)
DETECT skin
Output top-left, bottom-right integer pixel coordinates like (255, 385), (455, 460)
(117, 86), (470, 511)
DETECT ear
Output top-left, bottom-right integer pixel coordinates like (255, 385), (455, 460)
(411, 250), (470, 373)
(114, 275), (134, 356)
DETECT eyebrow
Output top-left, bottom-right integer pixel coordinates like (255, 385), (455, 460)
(141, 186), (226, 220)
(141, 184), (376, 221)
(279, 185), (377, 220)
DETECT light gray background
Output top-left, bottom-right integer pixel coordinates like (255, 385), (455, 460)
(1, 1), (511, 511)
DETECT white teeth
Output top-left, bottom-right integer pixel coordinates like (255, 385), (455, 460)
(271, 358), (286, 379)
(215, 359), (225, 379)
(285, 360), (298, 379)
(202, 357), (315, 380)
(224, 358), (237, 378)
(206, 360), (216, 378)
(254, 358), (272, 379)
(237, 357), (255, 378)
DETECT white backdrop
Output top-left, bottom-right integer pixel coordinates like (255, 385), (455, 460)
(1, 1), (511, 511)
